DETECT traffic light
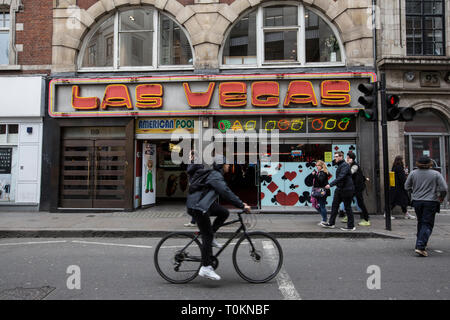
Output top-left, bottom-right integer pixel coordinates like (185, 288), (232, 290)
(357, 83), (377, 121)
(386, 94), (416, 121)
(386, 94), (400, 121)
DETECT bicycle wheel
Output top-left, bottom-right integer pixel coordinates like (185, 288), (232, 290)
(154, 232), (202, 284)
(232, 231), (283, 283)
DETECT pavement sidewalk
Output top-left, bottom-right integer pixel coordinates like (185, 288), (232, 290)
(1, 206), (450, 239)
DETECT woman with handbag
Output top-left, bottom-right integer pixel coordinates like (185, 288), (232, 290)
(311, 160), (331, 226)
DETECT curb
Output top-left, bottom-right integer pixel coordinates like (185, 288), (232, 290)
(0, 230), (404, 239)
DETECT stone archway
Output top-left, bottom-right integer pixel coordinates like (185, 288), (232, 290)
(51, 0), (373, 71)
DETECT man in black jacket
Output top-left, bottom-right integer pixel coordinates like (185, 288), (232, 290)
(187, 155), (251, 280)
(322, 151), (356, 231)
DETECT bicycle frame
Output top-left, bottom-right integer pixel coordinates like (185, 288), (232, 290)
(181, 212), (255, 260)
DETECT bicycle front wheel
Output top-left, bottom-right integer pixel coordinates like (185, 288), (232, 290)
(154, 232), (202, 284)
(232, 231), (283, 283)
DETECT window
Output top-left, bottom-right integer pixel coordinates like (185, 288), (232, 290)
(0, 124), (18, 144)
(0, 10), (10, 65)
(406, 0), (445, 56)
(79, 7), (193, 70)
(222, 3), (343, 67)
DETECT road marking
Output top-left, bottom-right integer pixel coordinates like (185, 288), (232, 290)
(0, 240), (67, 246)
(71, 240), (153, 249)
(263, 240), (301, 300)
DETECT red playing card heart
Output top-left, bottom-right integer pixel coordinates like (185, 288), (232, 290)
(284, 171), (297, 181)
(276, 192), (299, 206)
(267, 181), (278, 193)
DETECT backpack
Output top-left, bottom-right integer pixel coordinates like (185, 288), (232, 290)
(352, 164), (366, 190)
(188, 169), (212, 194)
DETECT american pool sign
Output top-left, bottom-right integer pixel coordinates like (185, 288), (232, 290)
(48, 72), (376, 117)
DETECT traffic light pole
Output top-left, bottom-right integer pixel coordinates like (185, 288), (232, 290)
(380, 73), (392, 230)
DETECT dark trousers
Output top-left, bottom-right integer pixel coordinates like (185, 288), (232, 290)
(329, 189), (354, 228)
(188, 202), (229, 266)
(390, 204), (408, 214)
(412, 200), (439, 250)
(355, 191), (369, 221)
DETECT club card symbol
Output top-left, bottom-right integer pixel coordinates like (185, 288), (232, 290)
(349, 145), (356, 151)
(271, 196), (278, 204)
(276, 191), (299, 206)
(306, 161), (316, 169)
(289, 184), (299, 190)
(260, 175), (272, 185)
(284, 171), (297, 181)
(299, 191), (311, 205)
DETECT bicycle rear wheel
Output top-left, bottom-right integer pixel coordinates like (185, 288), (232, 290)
(154, 232), (202, 284)
(232, 231), (283, 283)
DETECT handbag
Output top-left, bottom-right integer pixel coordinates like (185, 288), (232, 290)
(311, 187), (326, 198)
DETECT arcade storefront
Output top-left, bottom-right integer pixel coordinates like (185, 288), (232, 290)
(43, 72), (376, 212)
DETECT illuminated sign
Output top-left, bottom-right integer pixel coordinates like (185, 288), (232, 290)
(49, 73), (376, 118)
(215, 116), (355, 134)
(136, 118), (196, 134)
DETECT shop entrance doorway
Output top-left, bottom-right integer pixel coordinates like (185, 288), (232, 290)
(59, 139), (127, 208)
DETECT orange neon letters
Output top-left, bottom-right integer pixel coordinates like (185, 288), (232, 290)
(183, 82), (215, 108)
(136, 84), (163, 109)
(251, 81), (280, 107)
(321, 80), (351, 106)
(283, 81), (318, 107)
(71, 85), (100, 110)
(101, 84), (133, 110)
(219, 82), (247, 107)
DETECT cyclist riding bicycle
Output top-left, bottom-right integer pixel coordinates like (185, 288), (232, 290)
(187, 155), (251, 280)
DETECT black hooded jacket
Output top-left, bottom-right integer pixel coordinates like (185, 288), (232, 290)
(186, 163), (244, 213)
(329, 159), (354, 192)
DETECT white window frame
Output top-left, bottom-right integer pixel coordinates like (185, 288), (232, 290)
(220, 1), (346, 69)
(77, 7), (194, 72)
(0, 9), (10, 66)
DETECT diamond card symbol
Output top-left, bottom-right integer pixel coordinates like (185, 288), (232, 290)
(267, 181), (278, 193)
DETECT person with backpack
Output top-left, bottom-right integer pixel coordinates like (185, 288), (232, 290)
(346, 152), (371, 226)
(187, 155), (251, 280)
(321, 151), (356, 231)
(405, 156), (447, 257)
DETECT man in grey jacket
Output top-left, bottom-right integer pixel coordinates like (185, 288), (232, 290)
(405, 156), (447, 257)
(187, 155), (251, 280)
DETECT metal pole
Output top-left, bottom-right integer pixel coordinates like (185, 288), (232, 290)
(380, 73), (392, 230)
(372, 0), (382, 216)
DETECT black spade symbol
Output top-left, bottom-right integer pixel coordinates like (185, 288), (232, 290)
(298, 164), (303, 169)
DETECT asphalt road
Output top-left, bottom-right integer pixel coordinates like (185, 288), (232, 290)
(0, 236), (449, 300)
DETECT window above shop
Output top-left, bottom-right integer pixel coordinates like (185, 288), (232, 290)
(406, 0), (445, 56)
(404, 108), (449, 133)
(78, 7), (193, 71)
(0, 9), (10, 65)
(221, 3), (344, 68)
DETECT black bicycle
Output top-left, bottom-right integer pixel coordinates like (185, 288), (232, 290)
(154, 211), (283, 284)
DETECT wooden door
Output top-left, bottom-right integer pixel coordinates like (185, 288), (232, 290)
(60, 139), (128, 209)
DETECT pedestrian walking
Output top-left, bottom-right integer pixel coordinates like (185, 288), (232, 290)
(389, 155), (415, 219)
(311, 160), (331, 227)
(346, 152), (371, 226)
(404, 156), (447, 257)
(321, 151), (356, 231)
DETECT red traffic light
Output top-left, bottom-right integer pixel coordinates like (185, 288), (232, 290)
(386, 95), (399, 107)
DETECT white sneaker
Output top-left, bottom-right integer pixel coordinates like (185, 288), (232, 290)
(198, 266), (221, 280)
(405, 213), (416, 220)
(212, 238), (223, 249)
(184, 222), (196, 227)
